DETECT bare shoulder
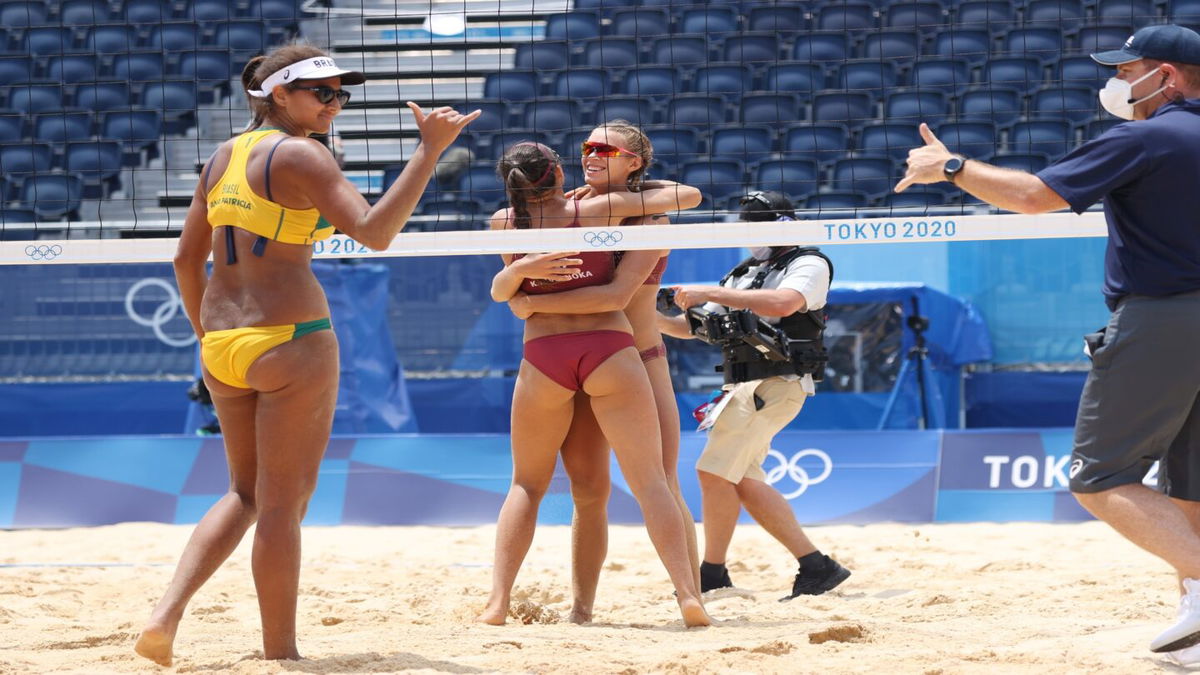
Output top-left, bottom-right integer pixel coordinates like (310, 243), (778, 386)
(489, 208), (513, 231)
(269, 136), (339, 169)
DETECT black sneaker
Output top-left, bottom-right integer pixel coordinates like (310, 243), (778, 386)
(779, 555), (851, 602)
(700, 561), (734, 593)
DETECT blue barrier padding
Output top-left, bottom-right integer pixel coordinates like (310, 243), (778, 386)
(965, 371), (1087, 428)
(0, 428), (1106, 528)
(0, 381), (190, 436)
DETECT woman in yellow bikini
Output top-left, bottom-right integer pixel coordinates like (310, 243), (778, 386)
(134, 43), (478, 666)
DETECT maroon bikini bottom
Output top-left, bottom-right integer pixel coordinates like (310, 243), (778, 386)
(523, 330), (635, 391)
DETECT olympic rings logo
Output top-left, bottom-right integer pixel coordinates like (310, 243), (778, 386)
(764, 448), (833, 500)
(25, 244), (63, 261)
(124, 278), (197, 348)
(582, 230), (623, 247)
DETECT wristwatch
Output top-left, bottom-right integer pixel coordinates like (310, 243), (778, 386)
(943, 155), (968, 184)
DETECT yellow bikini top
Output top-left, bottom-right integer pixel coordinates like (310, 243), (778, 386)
(206, 128), (334, 245)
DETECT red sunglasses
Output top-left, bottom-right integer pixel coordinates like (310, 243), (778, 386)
(580, 141), (636, 158)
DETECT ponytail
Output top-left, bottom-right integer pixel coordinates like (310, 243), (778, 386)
(507, 167), (534, 230)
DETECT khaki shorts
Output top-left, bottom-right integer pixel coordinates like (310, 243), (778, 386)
(696, 377), (807, 483)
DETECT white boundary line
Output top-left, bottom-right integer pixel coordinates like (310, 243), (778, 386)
(2, 212), (1108, 266)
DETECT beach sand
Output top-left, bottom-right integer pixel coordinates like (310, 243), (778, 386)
(0, 521), (1185, 673)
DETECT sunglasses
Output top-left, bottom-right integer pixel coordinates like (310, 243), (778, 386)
(581, 141), (636, 158)
(294, 85), (351, 106)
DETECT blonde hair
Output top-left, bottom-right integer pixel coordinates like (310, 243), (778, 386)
(595, 120), (652, 190)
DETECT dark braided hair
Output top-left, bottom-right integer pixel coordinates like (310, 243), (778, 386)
(496, 142), (560, 230)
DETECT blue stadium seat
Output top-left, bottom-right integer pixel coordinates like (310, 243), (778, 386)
(858, 123), (924, 160)
(932, 29), (992, 65)
(575, 0), (642, 12)
(667, 94), (727, 127)
(521, 99), (584, 132)
(811, 91), (875, 126)
(643, 125), (701, 171)
(678, 6), (739, 34)
(883, 189), (947, 208)
(1168, 0), (1200, 23)
(817, 3), (877, 30)
(581, 38), (641, 69)
(691, 63), (754, 98)
(123, 0), (169, 23)
(792, 33), (851, 62)
(100, 110), (162, 163)
(32, 111), (92, 144)
(956, 86), (1023, 125)
(884, 1), (945, 34)
(1057, 55), (1110, 88)
(722, 33), (782, 65)
(0, 207), (37, 226)
(619, 67), (680, 99)
(84, 26), (136, 55)
(46, 55), (99, 84)
(747, 5), (809, 32)
(110, 52), (165, 83)
(711, 126), (775, 165)
(140, 81), (198, 132)
(176, 50), (233, 88)
(6, 84), (63, 115)
(552, 69), (609, 99)
(609, 8), (670, 37)
(837, 60), (900, 92)
(458, 162), (508, 212)
(1003, 27), (1064, 62)
(983, 56), (1045, 93)
(907, 58), (972, 95)
(0, 56), (33, 86)
(862, 30), (921, 60)
(454, 100), (507, 133)
(188, 0), (233, 21)
(0, 2), (49, 27)
(1084, 117), (1123, 140)
(954, 0), (1016, 30)
(1030, 85), (1098, 124)
(24, 27), (75, 58)
(513, 42), (571, 71)
(754, 158), (820, 200)
(935, 120), (999, 158)
(63, 140), (123, 198)
(591, 96), (655, 125)
(885, 89), (951, 126)
(650, 35), (710, 66)
(60, 0), (114, 24)
(0, 114), (23, 143)
(486, 130), (554, 161)
(148, 24), (200, 53)
(1023, 0), (1086, 26)
(244, 0), (305, 25)
(73, 82), (130, 113)
(805, 191), (869, 210)
(991, 152), (1051, 173)
(680, 159), (746, 204)
(832, 156), (895, 198)
(0, 145), (53, 175)
(21, 173), (84, 221)
(1076, 24), (1136, 53)
(739, 93), (803, 125)
(783, 124), (850, 165)
(215, 21), (268, 54)
(544, 11), (602, 40)
(484, 72), (539, 101)
(1009, 119), (1075, 158)
(765, 63), (825, 95)
(1094, 0), (1157, 26)
(417, 199), (483, 218)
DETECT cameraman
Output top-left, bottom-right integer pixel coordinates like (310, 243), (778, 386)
(657, 190), (850, 600)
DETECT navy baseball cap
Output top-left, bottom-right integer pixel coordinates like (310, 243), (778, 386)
(1092, 24), (1200, 66)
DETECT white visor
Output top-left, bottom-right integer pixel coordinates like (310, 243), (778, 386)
(247, 57), (365, 98)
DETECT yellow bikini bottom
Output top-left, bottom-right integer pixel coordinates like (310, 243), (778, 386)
(200, 318), (331, 389)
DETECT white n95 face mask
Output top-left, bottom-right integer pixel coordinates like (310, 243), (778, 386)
(749, 246), (773, 260)
(1099, 67), (1168, 120)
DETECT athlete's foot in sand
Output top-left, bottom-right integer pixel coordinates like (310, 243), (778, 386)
(678, 597), (712, 628)
(477, 601), (508, 625)
(569, 605), (593, 624)
(134, 624), (175, 667)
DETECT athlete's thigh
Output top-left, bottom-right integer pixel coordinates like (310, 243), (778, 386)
(584, 350), (664, 478)
(561, 392), (610, 490)
(644, 357), (682, 473)
(203, 369), (259, 494)
(510, 360), (576, 489)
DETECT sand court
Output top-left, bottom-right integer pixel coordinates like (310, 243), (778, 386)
(0, 520), (1184, 673)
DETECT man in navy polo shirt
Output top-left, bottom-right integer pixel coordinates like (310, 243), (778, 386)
(895, 24), (1200, 661)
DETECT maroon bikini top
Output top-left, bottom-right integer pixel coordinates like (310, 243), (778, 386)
(512, 202), (616, 295)
(612, 214), (669, 286)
